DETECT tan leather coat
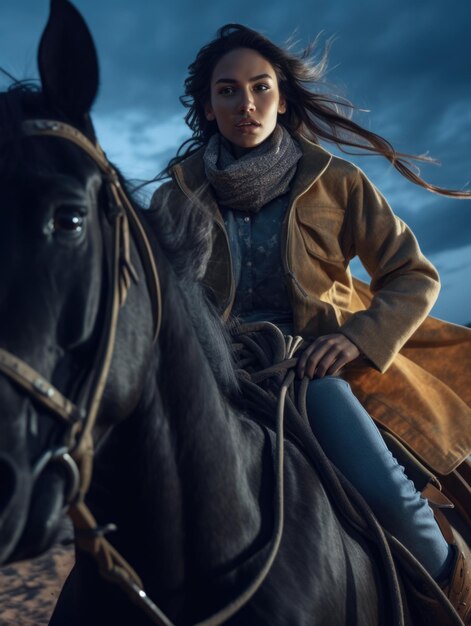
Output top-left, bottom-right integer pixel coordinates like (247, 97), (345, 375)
(150, 136), (471, 474)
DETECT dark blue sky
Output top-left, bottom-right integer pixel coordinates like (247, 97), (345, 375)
(1, 0), (470, 322)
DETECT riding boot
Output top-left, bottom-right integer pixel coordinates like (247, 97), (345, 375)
(440, 530), (471, 625)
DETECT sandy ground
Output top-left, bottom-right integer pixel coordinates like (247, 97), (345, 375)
(0, 537), (74, 626)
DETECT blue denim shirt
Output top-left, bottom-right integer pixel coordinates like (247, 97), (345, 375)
(220, 192), (294, 335)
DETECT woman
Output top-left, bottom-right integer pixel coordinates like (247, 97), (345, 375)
(149, 24), (471, 621)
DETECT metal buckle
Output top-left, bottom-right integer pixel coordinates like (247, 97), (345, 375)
(33, 377), (55, 398)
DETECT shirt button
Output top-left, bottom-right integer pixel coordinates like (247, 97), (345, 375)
(244, 216), (250, 223)
(248, 288), (253, 293)
(246, 261), (252, 267)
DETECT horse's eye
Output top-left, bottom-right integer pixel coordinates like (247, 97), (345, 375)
(49, 208), (84, 235)
(54, 213), (83, 232)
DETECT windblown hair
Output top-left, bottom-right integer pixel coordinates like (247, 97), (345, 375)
(159, 24), (469, 198)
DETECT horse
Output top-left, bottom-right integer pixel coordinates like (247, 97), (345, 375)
(0, 2), (462, 625)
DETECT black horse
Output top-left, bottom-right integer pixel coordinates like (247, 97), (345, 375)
(0, 2), (460, 625)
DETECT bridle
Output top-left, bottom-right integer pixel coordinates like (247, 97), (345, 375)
(0, 119), (288, 626)
(0, 119), (170, 619)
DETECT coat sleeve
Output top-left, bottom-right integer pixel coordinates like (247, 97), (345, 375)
(339, 168), (440, 372)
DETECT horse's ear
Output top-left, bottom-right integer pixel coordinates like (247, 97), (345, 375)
(38, 0), (99, 121)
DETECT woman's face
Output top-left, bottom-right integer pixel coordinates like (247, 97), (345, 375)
(205, 47), (286, 152)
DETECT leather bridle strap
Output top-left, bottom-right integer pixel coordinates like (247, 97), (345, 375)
(20, 119), (162, 478)
(0, 348), (82, 423)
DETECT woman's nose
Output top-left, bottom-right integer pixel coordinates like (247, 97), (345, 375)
(238, 91), (255, 113)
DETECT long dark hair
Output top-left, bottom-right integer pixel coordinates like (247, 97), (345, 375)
(159, 23), (470, 198)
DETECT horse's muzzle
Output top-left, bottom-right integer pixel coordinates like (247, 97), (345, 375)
(0, 448), (74, 564)
(8, 463), (67, 562)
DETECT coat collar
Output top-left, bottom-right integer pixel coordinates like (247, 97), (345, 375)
(171, 133), (333, 213)
(288, 135), (333, 202)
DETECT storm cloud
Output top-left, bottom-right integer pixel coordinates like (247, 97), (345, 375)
(1, 0), (470, 322)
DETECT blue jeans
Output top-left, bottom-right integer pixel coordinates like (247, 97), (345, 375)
(305, 376), (452, 579)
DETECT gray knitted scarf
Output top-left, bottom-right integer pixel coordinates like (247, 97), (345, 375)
(203, 125), (302, 211)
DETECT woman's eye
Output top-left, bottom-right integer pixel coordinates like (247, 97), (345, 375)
(219, 86), (235, 95)
(254, 84), (269, 92)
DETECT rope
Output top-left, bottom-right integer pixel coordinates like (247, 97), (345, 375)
(229, 321), (463, 626)
(229, 322), (404, 624)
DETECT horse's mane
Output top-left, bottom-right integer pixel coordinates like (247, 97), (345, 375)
(0, 81), (43, 125)
(0, 83), (45, 174)
(146, 188), (241, 400)
(0, 81), (96, 175)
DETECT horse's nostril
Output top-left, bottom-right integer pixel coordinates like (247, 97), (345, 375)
(0, 457), (18, 513)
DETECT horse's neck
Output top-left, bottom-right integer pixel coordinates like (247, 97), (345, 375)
(96, 279), (268, 601)
(152, 301), (265, 572)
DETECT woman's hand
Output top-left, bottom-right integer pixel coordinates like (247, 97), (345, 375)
(296, 334), (360, 379)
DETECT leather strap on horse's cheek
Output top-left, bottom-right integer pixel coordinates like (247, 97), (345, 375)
(71, 430), (95, 498)
(110, 189), (139, 308)
(114, 182), (161, 343)
(0, 348), (81, 424)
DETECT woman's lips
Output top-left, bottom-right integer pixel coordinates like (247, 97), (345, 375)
(235, 119), (261, 133)
(236, 119), (261, 127)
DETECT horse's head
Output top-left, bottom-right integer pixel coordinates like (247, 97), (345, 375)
(0, 0), (156, 564)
